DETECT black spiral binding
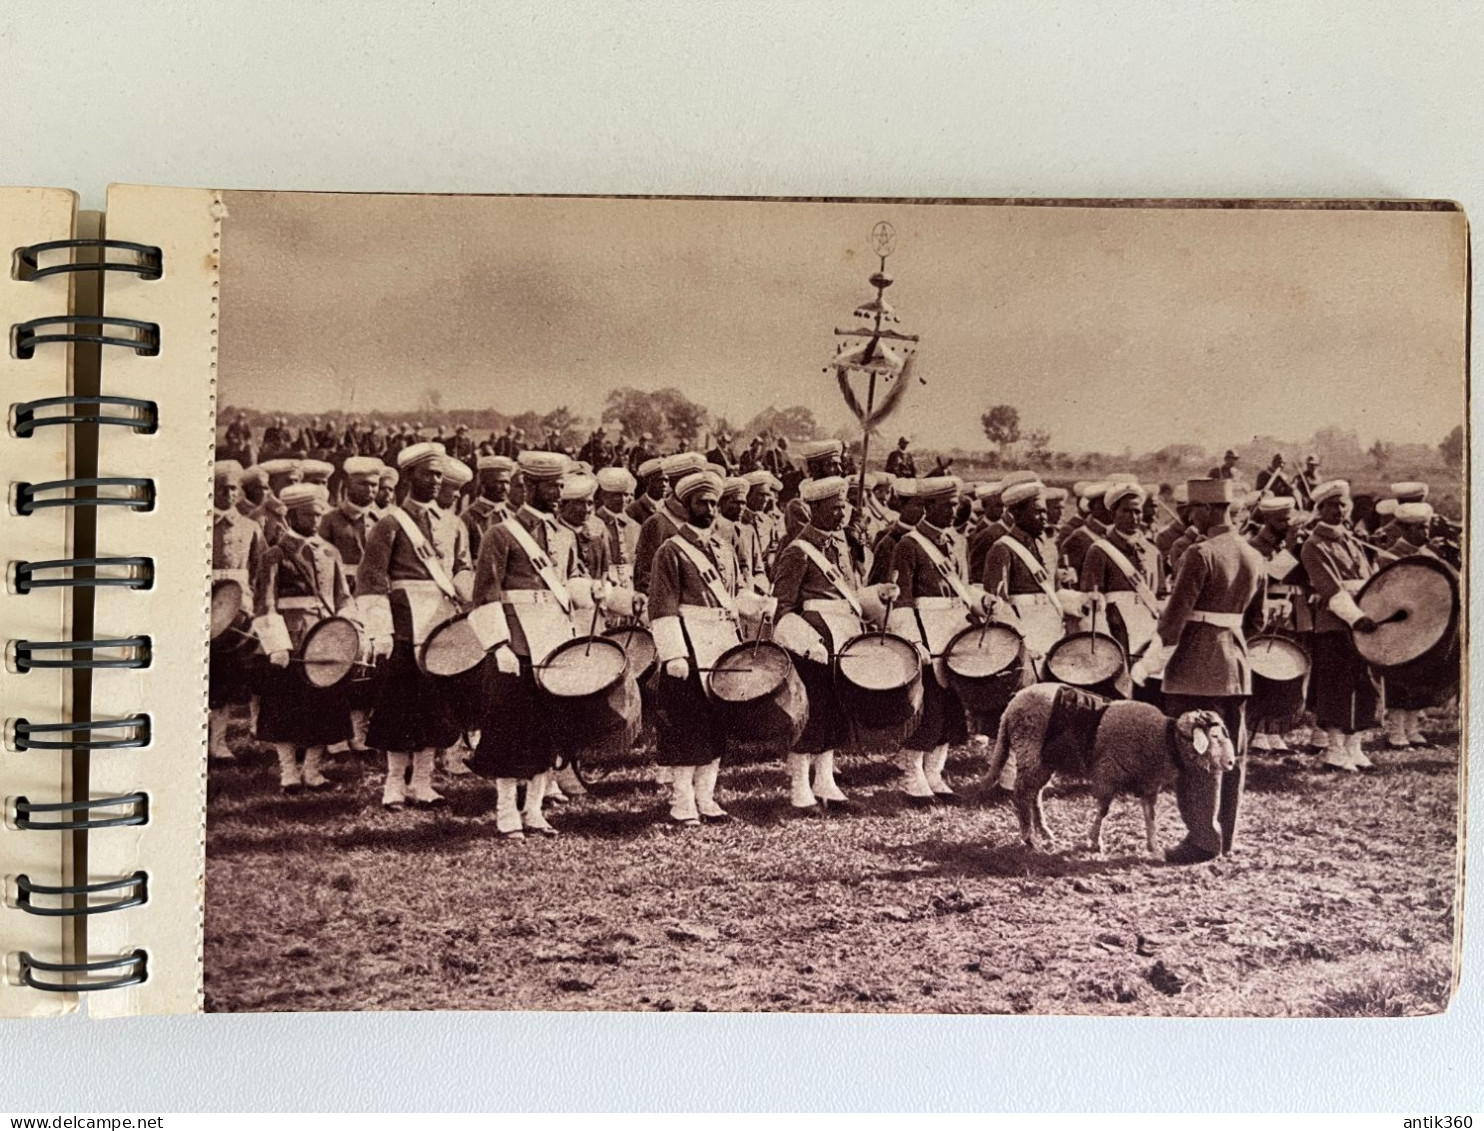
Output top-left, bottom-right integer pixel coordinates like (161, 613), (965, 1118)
(8, 242), (163, 995)
(13, 239), (163, 283)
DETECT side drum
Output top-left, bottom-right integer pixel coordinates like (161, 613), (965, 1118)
(941, 622), (1029, 718)
(707, 640), (808, 759)
(210, 579), (258, 661)
(833, 632), (924, 753)
(1045, 631), (1131, 700)
(536, 636), (641, 761)
(1248, 634), (1309, 728)
(295, 616), (361, 689)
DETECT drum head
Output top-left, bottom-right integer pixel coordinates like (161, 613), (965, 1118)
(709, 641), (791, 705)
(603, 626), (658, 680)
(420, 614), (486, 677)
(836, 633), (920, 692)
(945, 623), (1023, 679)
(538, 636), (628, 698)
(1355, 558), (1458, 668)
(300, 617), (360, 688)
(1046, 632), (1126, 687)
(1249, 635), (1309, 681)
(210, 580), (244, 639)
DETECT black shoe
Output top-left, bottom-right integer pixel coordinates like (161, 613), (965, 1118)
(904, 793), (938, 808)
(818, 796), (857, 815)
(930, 790), (961, 806)
(1164, 841), (1219, 866)
(700, 810), (734, 825)
(788, 803), (823, 818)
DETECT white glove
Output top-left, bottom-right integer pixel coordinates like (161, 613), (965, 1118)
(663, 657), (691, 680)
(873, 582), (901, 605)
(493, 643), (520, 675)
(453, 572), (474, 606)
(567, 577), (596, 609)
(269, 649), (291, 669)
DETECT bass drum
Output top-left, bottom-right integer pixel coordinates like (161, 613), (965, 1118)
(295, 616), (361, 689)
(1045, 631), (1131, 700)
(1354, 556), (1461, 702)
(833, 632), (924, 753)
(941, 622), (1030, 721)
(1248, 634), (1310, 729)
(536, 635), (641, 765)
(707, 640), (808, 761)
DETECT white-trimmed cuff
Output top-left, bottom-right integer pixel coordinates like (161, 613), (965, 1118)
(251, 613), (291, 655)
(1327, 589), (1366, 627)
(652, 615), (687, 664)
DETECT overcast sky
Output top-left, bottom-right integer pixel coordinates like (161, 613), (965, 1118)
(217, 193), (1467, 454)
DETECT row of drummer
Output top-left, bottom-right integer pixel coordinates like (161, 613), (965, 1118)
(208, 439), (1449, 861)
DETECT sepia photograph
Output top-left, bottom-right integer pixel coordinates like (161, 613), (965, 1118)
(203, 193), (1466, 1016)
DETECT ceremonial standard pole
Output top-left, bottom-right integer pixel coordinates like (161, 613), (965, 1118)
(829, 220), (922, 517)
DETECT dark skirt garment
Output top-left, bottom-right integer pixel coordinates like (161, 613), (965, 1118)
(364, 637), (463, 753)
(254, 661), (353, 746)
(1309, 630), (1382, 732)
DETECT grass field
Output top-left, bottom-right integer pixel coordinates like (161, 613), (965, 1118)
(204, 717), (1461, 1017)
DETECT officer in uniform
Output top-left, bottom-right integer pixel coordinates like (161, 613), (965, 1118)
(1300, 480), (1383, 771)
(462, 455), (516, 560)
(254, 483), (357, 793)
(1143, 478), (1266, 864)
(714, 476), (759, 595)
(648, 470), (752, 825)
(356, 443), (476, 810)
(210, 460), (268, 762)
(772, 476), (898, 814)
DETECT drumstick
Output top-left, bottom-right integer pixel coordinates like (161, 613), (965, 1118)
(881, 596), (895, 645)
(583, 600), (602, 656)
(751, 612), (772, 659)
(1090, 588), (1099, 654)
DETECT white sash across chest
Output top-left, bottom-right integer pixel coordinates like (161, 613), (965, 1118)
(388, 506), (458, 599)
(906, 529), (975, 607)
(789, 537), (863, 617)
(500, 515), (573, 614)
(666, 533), (737, 615)
(993, 532), (1059, 602)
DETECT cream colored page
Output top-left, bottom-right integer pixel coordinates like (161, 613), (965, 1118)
(0, 188), (77, 1017)
(87, 185), (216, 1016)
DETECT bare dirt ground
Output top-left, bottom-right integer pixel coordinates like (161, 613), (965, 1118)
(204, 716), (1461, 1017)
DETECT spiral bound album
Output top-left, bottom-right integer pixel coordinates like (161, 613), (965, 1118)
(2, 185), (1469, 1018)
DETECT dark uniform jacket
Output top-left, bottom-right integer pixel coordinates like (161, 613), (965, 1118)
(890, 519), (968, 605)
(1058, 516), (1108, 577)
(772, 525), (862, 616)
(632, 496), (690, 594)
(982, 524), (1059, 597)
(461, 497), (511, 561)
(1079, 526), (1161, 594)
(472, 504), (580, 604)
(966, 518), (1009, 583)
(213, 508), (269, 616)
(318, 503), (377, 573)
(1299, 523), (1375, 635)
(262, 530), (353, 647)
